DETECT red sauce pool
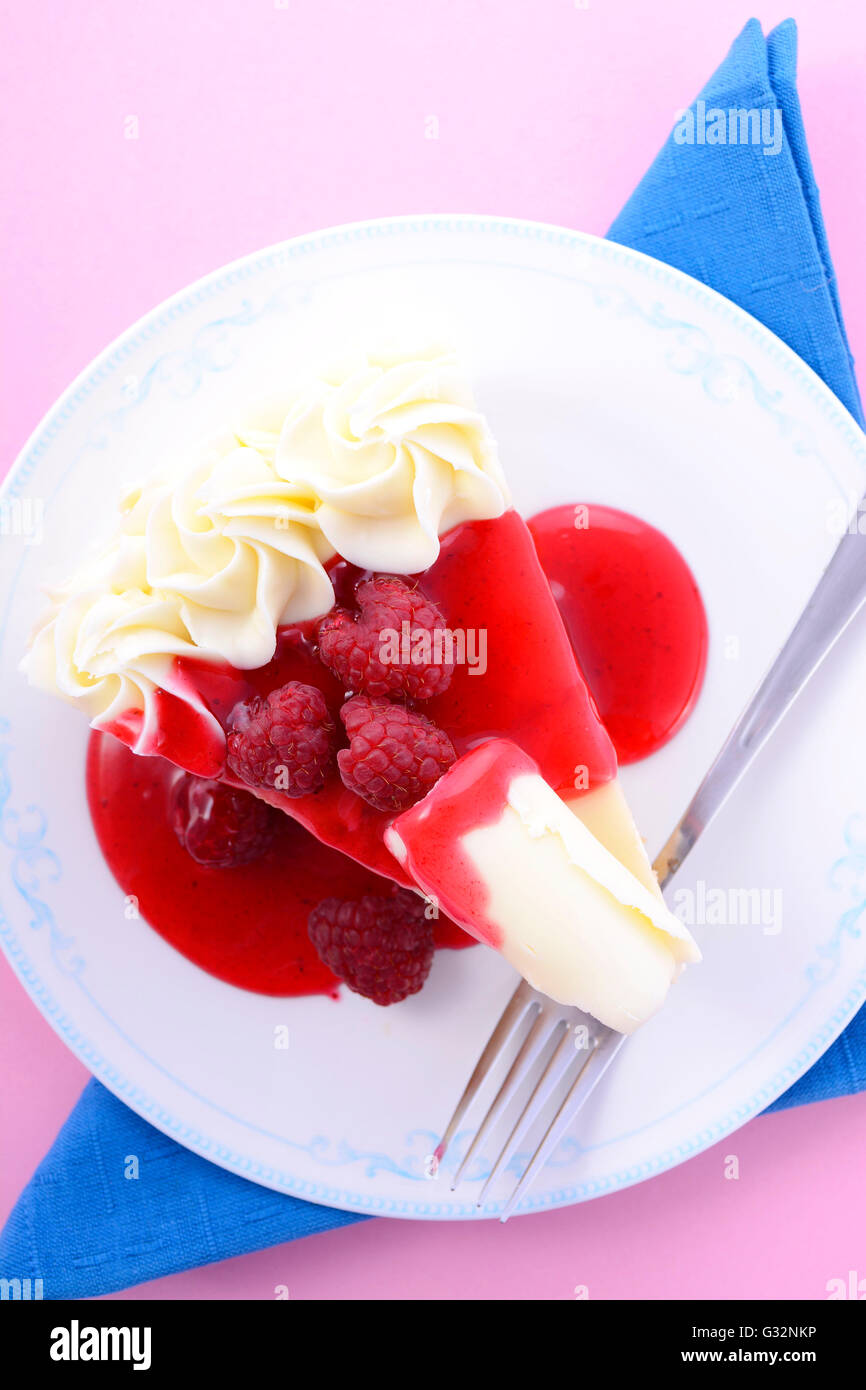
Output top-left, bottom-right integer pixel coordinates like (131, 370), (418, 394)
(528, 504), (708, 764)
(86, 733), (470, 996)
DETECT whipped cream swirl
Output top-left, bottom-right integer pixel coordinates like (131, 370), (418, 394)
(25, 581), (225, 761)
(272, 349), (509, 571)
(23, 349), (509, 751)
(23, 434), (335, 747)
(131, 432), (334, 667)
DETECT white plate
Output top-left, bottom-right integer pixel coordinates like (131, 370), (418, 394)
(2, 216), (866, 1219)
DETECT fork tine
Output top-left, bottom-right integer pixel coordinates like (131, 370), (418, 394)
(476, 1018), (574, 1207)
(450, 995), (560, 1189)
(432, 978), (536, 1170)
(499, 1029), (626, 1220)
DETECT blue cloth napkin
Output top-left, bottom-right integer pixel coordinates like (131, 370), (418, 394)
(608, 12), (866, 1116)
(609, 18), (863, 426)
(2, 17), (864, 1299)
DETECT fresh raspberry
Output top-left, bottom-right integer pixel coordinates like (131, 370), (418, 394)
(337, 694), (456, 812)
(317, 574), (454, 700)
(170, 774), (277, 868)
(308, 888), (435, 1005)
(226, 681), (336, 796)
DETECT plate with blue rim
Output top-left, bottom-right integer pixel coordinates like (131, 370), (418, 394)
(2, 215), (865, 1218)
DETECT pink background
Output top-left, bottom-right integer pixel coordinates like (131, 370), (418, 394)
(2, 0), (866, 1300)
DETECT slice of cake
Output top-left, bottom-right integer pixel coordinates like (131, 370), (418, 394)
(23, 347), (699, 1021)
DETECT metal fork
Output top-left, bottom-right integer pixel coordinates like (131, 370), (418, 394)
(434, 506), (866, 1219)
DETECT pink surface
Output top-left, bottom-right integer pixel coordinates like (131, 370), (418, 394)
(2, 0), (866, 1300)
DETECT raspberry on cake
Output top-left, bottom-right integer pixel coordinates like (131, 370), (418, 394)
(227, 681), (337, 796)
(318, 574), (454, 700)
(337, 695), (457, 812)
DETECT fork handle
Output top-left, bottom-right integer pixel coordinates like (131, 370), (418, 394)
(654, 516), (866, 890)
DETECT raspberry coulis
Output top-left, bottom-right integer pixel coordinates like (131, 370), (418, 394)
(86, 504), (707, 996)
(87, 732), (469, 997)
(528, 504), (708, 764)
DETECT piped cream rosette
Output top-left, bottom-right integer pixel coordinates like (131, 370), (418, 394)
(22, 350), (509, 744)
